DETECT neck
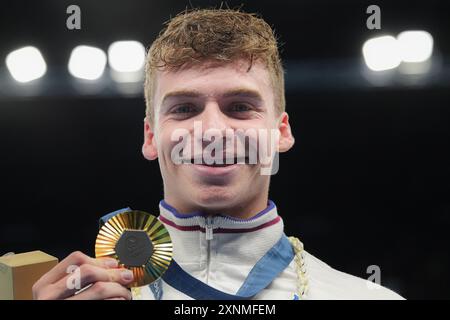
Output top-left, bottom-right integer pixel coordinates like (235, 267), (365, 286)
(163, 192), (269, 220)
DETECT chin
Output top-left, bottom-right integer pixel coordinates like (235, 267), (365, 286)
(193, 185), (239, 208)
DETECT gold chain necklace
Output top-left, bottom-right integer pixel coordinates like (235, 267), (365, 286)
(288, 236), (309, 299)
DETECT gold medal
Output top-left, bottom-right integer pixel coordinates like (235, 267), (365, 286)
(95, 210), (173, 288)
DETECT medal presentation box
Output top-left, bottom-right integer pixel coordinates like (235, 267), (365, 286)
(0, 250), (58, 300)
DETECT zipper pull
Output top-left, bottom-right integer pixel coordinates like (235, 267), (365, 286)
(205, 216), (214, 240)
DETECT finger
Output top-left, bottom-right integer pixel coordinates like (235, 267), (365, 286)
(35, 251), (118, 287)
(67, 282), (132, 300)
(105, 297), (127, 300)
(51, 265), (134, 300)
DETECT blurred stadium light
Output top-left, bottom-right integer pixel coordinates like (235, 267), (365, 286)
(108, 40), (145, 83)
(362, 35), (402, 72)
(68, 45), (107, 80)
(398, 30), (434, 75)
(397, 30), (433, 63)
(5, 46), (47, 83)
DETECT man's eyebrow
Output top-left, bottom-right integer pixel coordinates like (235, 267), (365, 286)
(222, 89), (263, 101)
(161, 90), (202, 106)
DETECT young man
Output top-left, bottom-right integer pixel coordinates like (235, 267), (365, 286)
(33, 8), (403, 300)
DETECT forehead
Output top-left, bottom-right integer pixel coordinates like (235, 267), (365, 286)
(153, 59), (274, 104)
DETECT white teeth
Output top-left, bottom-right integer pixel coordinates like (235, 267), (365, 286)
(188, 157), (248, 165)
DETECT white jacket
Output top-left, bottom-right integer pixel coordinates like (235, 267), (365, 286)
(132, 200), (404, 300)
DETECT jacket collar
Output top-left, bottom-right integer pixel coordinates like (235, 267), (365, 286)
(158, 199), (281, 234)
(157, 199), (284, 268)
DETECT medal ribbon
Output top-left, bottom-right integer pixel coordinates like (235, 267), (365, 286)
(161, 234), (294, 300)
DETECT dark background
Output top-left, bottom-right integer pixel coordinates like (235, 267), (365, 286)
(1, 0), (449, 299)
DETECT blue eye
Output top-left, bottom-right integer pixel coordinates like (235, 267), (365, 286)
(230, 104), (251, 112)
(173, 105), (195, 113)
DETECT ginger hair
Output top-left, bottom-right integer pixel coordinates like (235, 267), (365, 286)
(144, 8), (285, 123)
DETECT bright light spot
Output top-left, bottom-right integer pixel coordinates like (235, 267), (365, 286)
(108, 41), (145, 73)
(6, 46), (47, 83)
(68, 45), (107, 80)
(362, 35), (401, 71)
(397, 30), (433, 63)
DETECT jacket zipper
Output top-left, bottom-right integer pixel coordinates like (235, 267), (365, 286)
(205, 216), (214, 240)
(205, 216), (214, 284)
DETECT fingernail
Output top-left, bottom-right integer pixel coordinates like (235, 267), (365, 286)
(103, 259), (118, 268)
(121, 270), (134, 281)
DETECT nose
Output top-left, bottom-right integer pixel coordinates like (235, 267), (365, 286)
(201, 101), (229, 133)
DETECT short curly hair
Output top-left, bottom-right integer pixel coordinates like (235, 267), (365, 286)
(144, 8), (285, 123)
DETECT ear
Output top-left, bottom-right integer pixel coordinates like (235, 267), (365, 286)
(142, 117), (158, 160)
(277, 112), (295, 153)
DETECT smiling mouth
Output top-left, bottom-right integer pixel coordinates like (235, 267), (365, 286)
(188, 156), (250, 167)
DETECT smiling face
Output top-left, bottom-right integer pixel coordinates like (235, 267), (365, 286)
(142, 59), (295, 217)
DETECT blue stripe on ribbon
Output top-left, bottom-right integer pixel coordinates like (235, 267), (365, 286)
(236, 235), (294, 296)
(99, 207), (131, 228)
(162, 234), (294, 300)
